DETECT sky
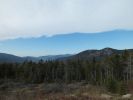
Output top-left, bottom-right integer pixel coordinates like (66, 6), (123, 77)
(0, 0), (133, 56)
(0, 30), (133, 56)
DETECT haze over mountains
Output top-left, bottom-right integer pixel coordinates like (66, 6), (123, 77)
(0, 53), (72, 63)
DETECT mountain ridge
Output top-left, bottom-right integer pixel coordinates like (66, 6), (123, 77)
(0, 53), (72, 63)
(0, 47), (133, 63)
(63, 48), (133, 61)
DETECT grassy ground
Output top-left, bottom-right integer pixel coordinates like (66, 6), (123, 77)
(0, 82), (133, 100)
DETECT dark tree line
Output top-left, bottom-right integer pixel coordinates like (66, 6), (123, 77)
(0, 51), (133, 93)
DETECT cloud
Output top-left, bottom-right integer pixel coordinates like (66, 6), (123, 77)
(0, 0), (133, 40)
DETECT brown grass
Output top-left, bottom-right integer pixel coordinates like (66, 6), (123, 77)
(0, 82), (133, 100)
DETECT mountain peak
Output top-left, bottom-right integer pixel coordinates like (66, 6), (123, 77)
(102, 47), (114, 51)
(100, 47), (117, 56)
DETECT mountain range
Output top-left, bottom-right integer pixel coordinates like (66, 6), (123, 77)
(0, 48), (133, 63)
(0, 53), (72, 63)
(66, 48), (133, 61)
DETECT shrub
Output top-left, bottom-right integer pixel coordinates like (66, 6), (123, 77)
(119, 82), (128, 95)
(107, 79), (119, 93)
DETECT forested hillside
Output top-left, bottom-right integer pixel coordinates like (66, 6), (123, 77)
(0, 48), (133, 96)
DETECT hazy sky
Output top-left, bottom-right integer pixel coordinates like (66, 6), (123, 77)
(0, 0), (133, 56)
(0, 0), (133, 40)
(0, 30), (133, 56)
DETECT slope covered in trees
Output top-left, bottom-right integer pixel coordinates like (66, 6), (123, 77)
(0, 49), (133, 95)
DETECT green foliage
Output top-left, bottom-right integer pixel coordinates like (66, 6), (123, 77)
(107, 79), (119, 93)
(0, 50), (131, 94)
(119, 82), (128, 95)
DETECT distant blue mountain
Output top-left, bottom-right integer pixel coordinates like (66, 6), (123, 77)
(0, 53), (24, 63)
(24, 54), (72, 62)
(0, 53), (72, 63)
(0, 48), (133, 63)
